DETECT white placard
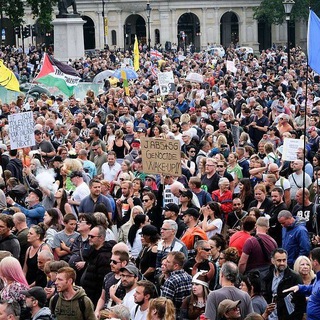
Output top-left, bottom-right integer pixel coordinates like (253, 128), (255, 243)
(158, 71), (175, 96)
(8, 111), (35, 150)
(226, 60), (237, 74)
(282, 138), (304, 161)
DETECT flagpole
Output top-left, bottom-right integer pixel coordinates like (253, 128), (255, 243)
(303, 7), (312, 214)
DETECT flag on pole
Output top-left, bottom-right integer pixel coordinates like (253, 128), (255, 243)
(134, 35), (140, 71)
(308, 10), (320, 74)
(121, 70), (129, 95)
(34, 53), (81, 97)
(0, 60), (20, 92)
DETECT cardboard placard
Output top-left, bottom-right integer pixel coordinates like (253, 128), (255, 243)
(8, 111), (35, 150)
(140, 137), (181, 176)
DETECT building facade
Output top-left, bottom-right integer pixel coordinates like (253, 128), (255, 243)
(1, 0), (307, 52)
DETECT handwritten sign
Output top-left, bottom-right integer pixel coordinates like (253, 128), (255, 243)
(8, 111), (35, 150)
(282, 138), (303, 161)
(140, 137), (181, 176)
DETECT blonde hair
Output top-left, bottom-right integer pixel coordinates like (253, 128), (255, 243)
(147, 297), (175, 320)
(180, 113), (190, 123)
(293, 255), (315, 280)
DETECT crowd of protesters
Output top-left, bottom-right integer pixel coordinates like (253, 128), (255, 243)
(0, 43), (319, 320)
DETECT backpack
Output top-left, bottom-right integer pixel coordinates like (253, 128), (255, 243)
(50, 294), (86, 320)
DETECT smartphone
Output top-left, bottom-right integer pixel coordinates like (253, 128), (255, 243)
(272, 294), (278, 304)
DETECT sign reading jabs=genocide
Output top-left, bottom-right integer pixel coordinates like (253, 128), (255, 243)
(8, 111), (35, 150)
(140, 137), (181, 176)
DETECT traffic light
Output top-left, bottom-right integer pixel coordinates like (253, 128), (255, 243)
(14, 26), (21, 38)
(23, 25), (31, 38)
(196, 23), (200, 34)
(31, 25), (37, 37)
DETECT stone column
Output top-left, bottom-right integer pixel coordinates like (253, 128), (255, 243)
(52, 18), (85, 61)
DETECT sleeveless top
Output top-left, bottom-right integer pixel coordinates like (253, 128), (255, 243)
(112, 139), (126, 159)
(26, 243), (46, 285)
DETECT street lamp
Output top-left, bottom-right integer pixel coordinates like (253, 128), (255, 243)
(102, 0), (106, 49)
(146, 1), (151, 51)
(283, 0), (294, 69)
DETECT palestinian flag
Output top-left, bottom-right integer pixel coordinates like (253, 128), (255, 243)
(34, 53), (80, 97)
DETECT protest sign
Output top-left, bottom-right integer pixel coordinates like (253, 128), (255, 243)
(140, 137), (181, 176)
(282, 138), (303, 161)
(8, 111), (35, 149)
(158, 71), (175, 96)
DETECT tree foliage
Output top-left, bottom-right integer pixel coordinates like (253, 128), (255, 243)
(1, 0), (24, 26)
(253, 0), (320, 25)
(26, 0), (58, 29)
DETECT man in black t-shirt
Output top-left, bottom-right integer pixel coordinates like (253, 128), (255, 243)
(201, 158), (220, 194)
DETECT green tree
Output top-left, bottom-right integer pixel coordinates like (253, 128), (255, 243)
(254, 0), (320, 24)
(26, 0), (59, 29)
(0, 0), (24, 26)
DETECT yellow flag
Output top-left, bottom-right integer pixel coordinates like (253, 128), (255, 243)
(0, 60), (20, 92)
(134, 35), (140, 71)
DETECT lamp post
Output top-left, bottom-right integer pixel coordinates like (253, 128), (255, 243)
(283, 0), (294, 70)
(146, 2), (151, 51)
(102, 0), (106, 49)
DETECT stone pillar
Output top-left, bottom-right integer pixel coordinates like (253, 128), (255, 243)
(201, 8), (207, 50)
(52, 18), (85, 61)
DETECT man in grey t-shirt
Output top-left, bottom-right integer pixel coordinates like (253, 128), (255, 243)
(205, 262), (253, 320)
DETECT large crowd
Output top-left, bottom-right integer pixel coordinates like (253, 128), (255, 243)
(0, 43), (319, 320)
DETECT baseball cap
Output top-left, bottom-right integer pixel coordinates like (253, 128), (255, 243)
(131, 139), (141, 148)
(218, 299), (241, 318)
(164, 203), (179, 214)
(120, 264), (139, 277)
(182, 208), (200, 219)
(34, 129), (42, 135)
(142, 186), (152, 192)
(145, 174), (156, 181)
(308, 126), (317, 133)
(140, 225), (158, 237)
(21, 287), (47, 305)
(136, 127), (146, 133)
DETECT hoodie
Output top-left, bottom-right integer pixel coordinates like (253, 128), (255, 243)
(282, 217), (311, 267)
(49, 286), (96, 320)
(32, 307), (52, 320)
(6, 158), (24, 183)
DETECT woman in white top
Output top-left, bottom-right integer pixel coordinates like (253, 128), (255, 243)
(200, 201), (223, 238)
(127, 214), (150, 260)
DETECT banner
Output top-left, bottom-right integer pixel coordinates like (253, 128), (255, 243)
(140, 137), (181, 176)
(8, 111), (35, 149)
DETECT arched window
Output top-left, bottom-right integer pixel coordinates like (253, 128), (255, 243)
(155, 29), (160, 44)
(111, 30), (117, 45)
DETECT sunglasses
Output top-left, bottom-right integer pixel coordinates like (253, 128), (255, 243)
(217, 165), (224, 168)
(202, 248), (211, 252)
(110, 259), (121, 264)
(145, 178), (153, 182)
(88, 235), (100, 239)
(142, 199), (150, 202)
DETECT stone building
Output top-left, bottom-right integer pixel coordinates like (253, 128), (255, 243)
(1, 0), (307, 52)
